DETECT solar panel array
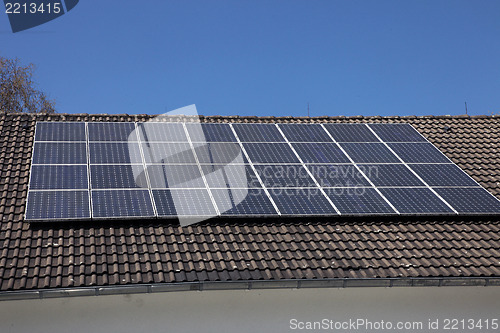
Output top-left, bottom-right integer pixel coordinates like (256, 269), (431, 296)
(25, 122), (500, 221)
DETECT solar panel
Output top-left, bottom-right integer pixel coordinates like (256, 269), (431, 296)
(278, 124), (332, 142)
(326, 187), (396, 214)
(434, 188), (500, 214)
(232, 124), (285, 142)
(409, 164), (479, 187)
(243, 143), (301, 163)
(90, 142), (143, 164)
(269, 188), (338, 215)
(211, 188), (278, 215)
(339, 143), (400, 163)
(324, 124), (379, 142)
(25, 190), (90, 220)
(153, 189), (217, 216)
(91, 190), (154, 218)
(378, 188), (454, 214)
(88, 122), (137, 142)
(35, 122), (86, 141)
(387, 143), (451, 163)
(307, 164), (371, 187)
(32, 142), (87, 164)
(368, 123), (427, 142)
(30, 165), (88, 189)
(26, 121), (500, 221)
(292, 143), (351, 163)
(361, 164), (426, 187)
(186, 123), (237, 142)
(253, 165), (317, 187)
(137, 123), (188, 142)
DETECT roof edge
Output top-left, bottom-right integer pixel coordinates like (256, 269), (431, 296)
(1, 277), (498, 302)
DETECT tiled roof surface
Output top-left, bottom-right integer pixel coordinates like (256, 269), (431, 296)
(0, 112), (499, 291)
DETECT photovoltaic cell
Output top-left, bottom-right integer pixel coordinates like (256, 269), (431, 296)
(360, 164), (426, 187)
(434, 188), (500, 214)
(278, 124), (332, 142)
(202, 164), (261, 188)
(324, 124), (379, 142)
(368, 124), (427, 142)
(307, 164), (371, 187)
(339, 143), (400, 163)
(91, 165), (147, 189)
(387, 143), (451, 163)
(379, 188), (454, 214)
(25, 190), (90, 220)
(211, 188), (278, 215)
(326, 187), (395, 214)
(91, 190), (154, 218)
(32, 142), (87, 164)
(253, 165), (317, 187)
(147, 164), (205, 188)
(30, 165), (88, 189)
(88, 122), (137, 142)
(153, 189), (217, 216)
(35, 122), (86, 141)
(90, 142), (142, 164)
(232, 124), (285, 142)
(195, 143), (247, 164)
(292, 143), (350, 163)
(409, 164), (478, 187)
(243, 143), (301, 163)
(142, 143), (196, 164)
(138, 123), (188, 142)
(186, 123), (237, 142)
(269, 188), (337, 215)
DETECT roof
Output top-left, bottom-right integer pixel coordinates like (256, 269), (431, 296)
(1, 112), (500, 296)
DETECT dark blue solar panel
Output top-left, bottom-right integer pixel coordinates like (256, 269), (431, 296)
(142, 143), (196, 164)
(35, 122), (86, 141)
(326, 187), (396, 214)
(243, 143), (300, 163)
(307, 164), (371, 187)
(30, 165), (88, 189)
(339, 143), (400, 163)
(91, 190), (154, 218)
(409, 164), (478, 187)
(278, 124), (332, 142)
(387, 143), (451, 163)
(186, 123), (237, 142)
(292, 143), (350, 163)
(91, 165), (147, 189)
(88, 122), (137, 142)
(324, 124), (379, 142)
(232, 124), (285, 142)
(90, 142), (142, 164)
(153, 189), (217, 216)
(379, 188), (454, 214)
(212, 188), (278, 215)
(269, 188), (337, 215)
(360, 164), (426, 186)
(147, 164), (205, 188)
(138, 123), (188, 142)
(32, 142), (87, 164)
(202, 164), (261, 188)
(368, 124), (427, 142)
(434, 188), (500, 214)
(195, 143), (247, 164)
(253, 165), (317, 187)
(25, 190), (90, 220)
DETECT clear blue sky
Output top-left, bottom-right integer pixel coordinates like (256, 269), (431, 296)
(2, 1), (499, 117)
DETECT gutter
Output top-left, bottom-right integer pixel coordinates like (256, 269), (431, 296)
(0, 277), (499, 302)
